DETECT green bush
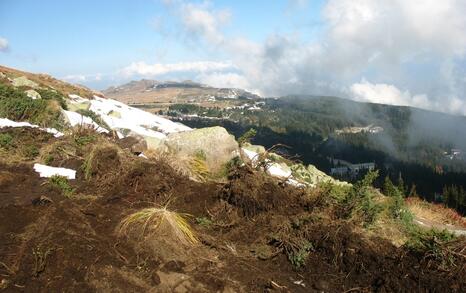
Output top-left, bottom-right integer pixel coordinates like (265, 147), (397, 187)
(0, 83), (64, 129)
(36, 88), (68, 110)
(341, 170), (383, 226)
(48, 175), (74, 197)
(405, 228), (456, 269)
(287, 241), (314, 269)
(238, 128), (257, 146)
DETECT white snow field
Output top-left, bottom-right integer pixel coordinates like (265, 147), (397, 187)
(62, 110), (109, 133)
(69, 95), (192, 139)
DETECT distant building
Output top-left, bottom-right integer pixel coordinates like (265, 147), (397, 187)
(444, 148), (463, 160)
(330, 166), (350, 176)
(330, 162), (375, 176)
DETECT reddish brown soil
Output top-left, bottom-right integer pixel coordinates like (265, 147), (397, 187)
(0, 128), (465, 292)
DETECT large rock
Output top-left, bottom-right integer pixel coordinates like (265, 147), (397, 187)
(164, 126), (238, 172)
(291, 163), (349, 186)
(25, 89), (41, 99)
(12, 76), (39, 88)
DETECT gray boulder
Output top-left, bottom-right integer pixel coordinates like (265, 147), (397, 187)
(25, 89), (41, 99)
(12, 76), (39, 88)
(164, 126), (238, 172)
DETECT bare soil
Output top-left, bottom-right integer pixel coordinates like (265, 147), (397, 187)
(1, 128), (465, 292)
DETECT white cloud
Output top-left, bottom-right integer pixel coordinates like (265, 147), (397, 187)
(0, 37), (9, 52)
(351, 79), (428, 107)
(119, 61), (235, 77)
(198, 72), (252, 91)
(350, 80), (466, 115)
(117, 0), (466, 115)
(176, 1), (231, 45)
(62, 73), (102, 83)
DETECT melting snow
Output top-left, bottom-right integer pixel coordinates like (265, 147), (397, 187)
(241, 147), (305, 186)
(0, 118), (64, 137)
(267, 164), (292, 178)
(242, 148), (259, 161)
(75, 95), (192, 139)
(63, 110), (109, 133)
(33, 163), (76, 179)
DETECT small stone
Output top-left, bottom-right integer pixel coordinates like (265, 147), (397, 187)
(32, 195), (53, 206)
(151, 271), (161, 285)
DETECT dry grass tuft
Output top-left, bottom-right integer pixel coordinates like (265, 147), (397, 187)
(145, 149), (209, 182)
(118, 206), (198, 246)
(82, 142), (122, 180)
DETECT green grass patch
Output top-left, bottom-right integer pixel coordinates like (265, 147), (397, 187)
(48, 175), (74, 197)
(74, 134), (96, 146)
(0, 133), (13, 148)
(195, 217), (213, 227)
(21, 144), (39, 159)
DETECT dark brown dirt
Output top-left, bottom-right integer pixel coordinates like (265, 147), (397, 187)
(1, 128), (465, 292)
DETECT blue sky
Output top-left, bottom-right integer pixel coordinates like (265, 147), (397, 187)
(1, 0), (466, 115)
(0, 0), (324, 83)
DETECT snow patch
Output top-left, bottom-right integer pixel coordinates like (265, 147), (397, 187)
(88, 96), (190, 138)
(267, 164), (292, 178)
(68, 94), (90, 104)
(63, 110), (109, 133)
(33, 163), (76, 179)
(0, 118), (63, 137)
(241, 147), (306, 186)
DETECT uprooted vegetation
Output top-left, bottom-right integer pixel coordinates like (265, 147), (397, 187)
(0, 127), (465, 292)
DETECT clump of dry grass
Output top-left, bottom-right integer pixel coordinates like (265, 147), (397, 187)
(117, 206), (198, 246)
(144, 149), (209, 182)
(82, 142), (122, 180)
(406, 197), (466, 228)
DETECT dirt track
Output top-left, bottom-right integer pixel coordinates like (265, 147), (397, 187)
(414, 217), (466, 236)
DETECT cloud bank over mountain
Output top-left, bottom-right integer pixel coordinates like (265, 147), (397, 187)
(59, 0), (466, 115)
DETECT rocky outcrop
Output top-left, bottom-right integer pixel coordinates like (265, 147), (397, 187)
(291, 163), (349, 186)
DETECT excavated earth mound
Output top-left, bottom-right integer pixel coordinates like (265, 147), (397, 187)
(0, 127), (465, 292)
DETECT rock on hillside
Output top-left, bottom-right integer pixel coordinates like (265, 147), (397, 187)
(164, 126), (239, 172)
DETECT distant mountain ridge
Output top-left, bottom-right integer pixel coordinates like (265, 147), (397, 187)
(103, 79), (260, 104)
